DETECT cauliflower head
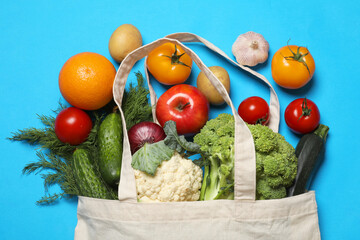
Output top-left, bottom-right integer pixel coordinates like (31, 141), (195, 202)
(134, 153), (203, 202)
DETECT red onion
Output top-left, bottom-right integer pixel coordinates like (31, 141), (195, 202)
(128, 121), (166, 154)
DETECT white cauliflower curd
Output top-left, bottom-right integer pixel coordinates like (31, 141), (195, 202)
(133, 153), (203, 202)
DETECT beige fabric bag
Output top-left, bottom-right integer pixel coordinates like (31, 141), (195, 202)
(74, 33), (321, 240)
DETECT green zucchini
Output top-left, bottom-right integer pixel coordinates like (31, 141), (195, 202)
(98, 112), (123, 187)
(73, 148), (116, 199)
(287, 124), (329, 196)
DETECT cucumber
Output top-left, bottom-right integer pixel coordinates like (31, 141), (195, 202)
(73, 148), (116, 199)
(287, 124), (329, 197)
(98, 112), (123, 187)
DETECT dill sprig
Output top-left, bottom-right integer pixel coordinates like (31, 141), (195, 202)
(123, 71), (153, 130)
(23, 151), (79, 205)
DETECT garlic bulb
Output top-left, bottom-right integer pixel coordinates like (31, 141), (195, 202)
(232, 31), (269, 67)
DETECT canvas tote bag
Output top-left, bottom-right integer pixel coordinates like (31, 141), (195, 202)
(74, 33), (321, 240)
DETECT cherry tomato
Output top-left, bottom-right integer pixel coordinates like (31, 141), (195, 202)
(285, 98), (320, 134)
(271, 43), (315, 89)
(237, 96), (270, 125)
(55, 107), (93, 145)
(147, 42), (192, 85)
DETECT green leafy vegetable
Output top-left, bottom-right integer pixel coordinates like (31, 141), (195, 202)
(131, 120), (202, 176)
(22, 151), (80, 205)
(163, 120), (201, 157)
(131, 140), (174, 176)
(122, 71), (153, 130)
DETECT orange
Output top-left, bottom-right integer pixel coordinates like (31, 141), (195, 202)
(59, 52), (116, 110)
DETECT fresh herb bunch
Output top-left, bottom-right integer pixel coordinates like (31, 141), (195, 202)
(8, 72), (153, 205)
(8, 104), (102, 205)
(9, 102), (100, 159)
(123, 71), (153, 129)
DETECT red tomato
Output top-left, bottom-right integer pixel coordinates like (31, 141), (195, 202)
(55, 107), (93, 145)
(237, 96), (270, 125)
(155, 84), (209, 135)
(285, 98), (320, 134)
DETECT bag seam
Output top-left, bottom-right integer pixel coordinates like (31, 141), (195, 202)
(77, 209), (319, 223)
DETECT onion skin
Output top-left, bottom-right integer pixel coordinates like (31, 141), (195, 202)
(128, 122), (166, 154)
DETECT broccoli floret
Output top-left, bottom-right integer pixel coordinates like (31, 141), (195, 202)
(251, 124), (297, 199)
(248, 123), (277, 153)
(194, 113), (297, 201)
(194, 114), (235, 200)
(256, 179), (287, 200)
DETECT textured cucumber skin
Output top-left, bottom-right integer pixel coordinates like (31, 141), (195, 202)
(73, 149), (114, 199)
(98, 113), (123, 187)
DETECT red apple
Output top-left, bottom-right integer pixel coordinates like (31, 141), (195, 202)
(156, 84), (209, 135)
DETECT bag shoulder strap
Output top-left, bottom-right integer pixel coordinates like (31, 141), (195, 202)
(165, 32), (280, 132)
(113, 33), (280, 202)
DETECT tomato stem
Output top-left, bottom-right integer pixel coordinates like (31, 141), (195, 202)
(161, 44), (191, 68)
(298, 97), (312, 121)
(283, 39), (311, 75)
(256, 113), (268, 125)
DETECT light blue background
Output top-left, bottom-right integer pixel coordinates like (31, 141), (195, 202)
(1, 1), (359, 239)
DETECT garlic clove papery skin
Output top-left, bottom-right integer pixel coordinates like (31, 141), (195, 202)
(232, 31), (269, 67)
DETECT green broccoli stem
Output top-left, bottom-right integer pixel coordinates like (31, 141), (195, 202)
(199, 149), (235, 200)
(208, 158), (220, 200)
(213, 182), (234, 200)
(313, 124), (329, 142)
(202, 157), (221, 200)
(199, 165), (209, 200)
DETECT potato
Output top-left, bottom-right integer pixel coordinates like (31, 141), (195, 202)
(196, 66), (230, 105)
(108, 24), (142, 63)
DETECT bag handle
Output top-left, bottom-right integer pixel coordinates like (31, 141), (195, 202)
(113, 33), (280, 202)
(165, 33), (280, 132)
